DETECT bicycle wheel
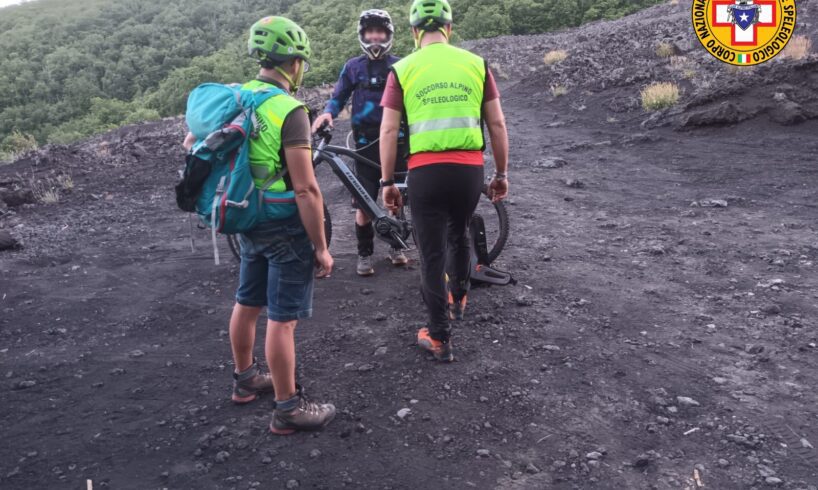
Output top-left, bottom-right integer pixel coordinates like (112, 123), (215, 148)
(401, 191), (508, 264)
(474, 191), (510, 265)
(226, 232), (241, 262)
(225, 202), (333, 262)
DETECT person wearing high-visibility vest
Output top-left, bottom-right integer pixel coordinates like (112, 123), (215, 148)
(379, 0), (510, 362)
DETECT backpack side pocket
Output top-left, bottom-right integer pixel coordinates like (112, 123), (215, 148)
(175, 154), (212, 213)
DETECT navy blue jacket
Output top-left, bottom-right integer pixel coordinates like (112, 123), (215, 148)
(323, 54), (401, 131)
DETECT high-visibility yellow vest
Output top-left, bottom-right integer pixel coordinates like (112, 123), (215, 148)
(392, 43), (486, 155)
(241, 80), (306, 191)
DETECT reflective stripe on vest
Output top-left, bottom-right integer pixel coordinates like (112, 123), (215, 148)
(392, 43), (486, 155)
(241, 80), (305, 191)
(409, 116), (481, 135)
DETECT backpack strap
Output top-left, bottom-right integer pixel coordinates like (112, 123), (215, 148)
(238, 164), (289, 203)
(249, 86), (295, 191)
(259, 167), (289, 191)
(248, 87), (287, 138)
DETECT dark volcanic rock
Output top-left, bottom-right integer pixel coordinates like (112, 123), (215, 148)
(0, 230), (21, 251)
(0, 189), (35, 207)
(682, 102), (753, 129)
(769, 100), (816, 125)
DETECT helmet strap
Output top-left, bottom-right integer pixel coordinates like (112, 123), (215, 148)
(274, 61), (304, 94)
(413, 26), (449, 50)
(414, 30), (425, 50)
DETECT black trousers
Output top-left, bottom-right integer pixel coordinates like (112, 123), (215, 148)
(408, 164), (484, 342)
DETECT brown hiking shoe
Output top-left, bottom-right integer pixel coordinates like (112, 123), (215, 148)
(269, 389), (336, 435)
(232, 358), (274, 404)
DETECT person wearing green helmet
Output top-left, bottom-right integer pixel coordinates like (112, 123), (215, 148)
(184, 16), (336, 434)
(246, 16), (312, 94)
(378, 0), (510, 362)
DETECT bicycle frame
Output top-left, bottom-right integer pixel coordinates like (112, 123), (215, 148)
(313, 136), (412, 250)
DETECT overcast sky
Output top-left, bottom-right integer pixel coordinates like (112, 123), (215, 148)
(0, 0), (36, 8)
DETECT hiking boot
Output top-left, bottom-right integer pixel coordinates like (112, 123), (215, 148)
(232, 358), (274, 404)
(417, 327), (454, 362)
(388, 248), (409, 266)
(448, 293), (468, 321)
(269, 388), (336, 435)
(357, 255), (375, 276)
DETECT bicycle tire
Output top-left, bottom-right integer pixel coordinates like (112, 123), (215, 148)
(226, 231), (240, 262)
(401, 191), (508, 264)
(226, 202), (333, 262)
(485, 195), (509, 265)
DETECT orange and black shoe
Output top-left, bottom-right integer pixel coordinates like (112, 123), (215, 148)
(417, 328), (454, 362)
(448, 293), (468, 321)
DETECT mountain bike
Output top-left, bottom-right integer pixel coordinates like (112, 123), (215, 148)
(226, 126), (510, 273)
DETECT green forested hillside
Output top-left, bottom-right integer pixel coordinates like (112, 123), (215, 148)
(0, 0), (662, 156)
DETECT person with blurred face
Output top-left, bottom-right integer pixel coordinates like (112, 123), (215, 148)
(311, 10), (409, 277)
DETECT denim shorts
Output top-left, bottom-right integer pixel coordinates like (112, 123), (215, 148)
(235, 215), (315, 322)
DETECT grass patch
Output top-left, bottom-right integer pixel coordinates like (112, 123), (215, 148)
(0, 130), (38, 163)
(656, 42), (676, 58)
(781, 36), (811, 60)
(57, 174), (75, 191)
(39, 189), (60, 204)
(641, 82), (680, 111)
(550, 84), (568, 97)
(30, 178), (61, 204)
(543, 49), (568, 66)
(669, 56), (689, 70)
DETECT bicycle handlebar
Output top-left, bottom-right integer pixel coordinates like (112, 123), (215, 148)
(313, 125), (407, 178)
(314, 122), (333, 146)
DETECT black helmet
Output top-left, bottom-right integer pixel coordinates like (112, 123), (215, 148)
(358, 9), (394, 60)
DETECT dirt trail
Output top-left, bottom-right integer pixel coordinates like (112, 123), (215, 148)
(2, 3), (818, 489)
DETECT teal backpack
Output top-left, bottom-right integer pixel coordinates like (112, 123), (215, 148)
(176, 83), (298, 264)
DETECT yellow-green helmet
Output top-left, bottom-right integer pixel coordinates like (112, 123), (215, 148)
(409, 0), (453, 29)
(248, 16), (311, 65)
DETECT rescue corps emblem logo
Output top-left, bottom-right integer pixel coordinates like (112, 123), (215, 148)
(692, 0), (797, 66)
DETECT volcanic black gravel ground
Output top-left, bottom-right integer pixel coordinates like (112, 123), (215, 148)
(2, 2), (818, 489)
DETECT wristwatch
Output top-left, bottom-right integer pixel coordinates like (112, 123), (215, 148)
(493, 172), (508, 181)
(379, 178), (395, 187)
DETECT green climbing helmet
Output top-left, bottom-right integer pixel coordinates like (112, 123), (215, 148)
(409, 0), (453, 29)
(248, 16), (311, 64)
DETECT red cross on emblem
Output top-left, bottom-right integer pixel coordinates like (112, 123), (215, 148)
(712, 0), (777, 46)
